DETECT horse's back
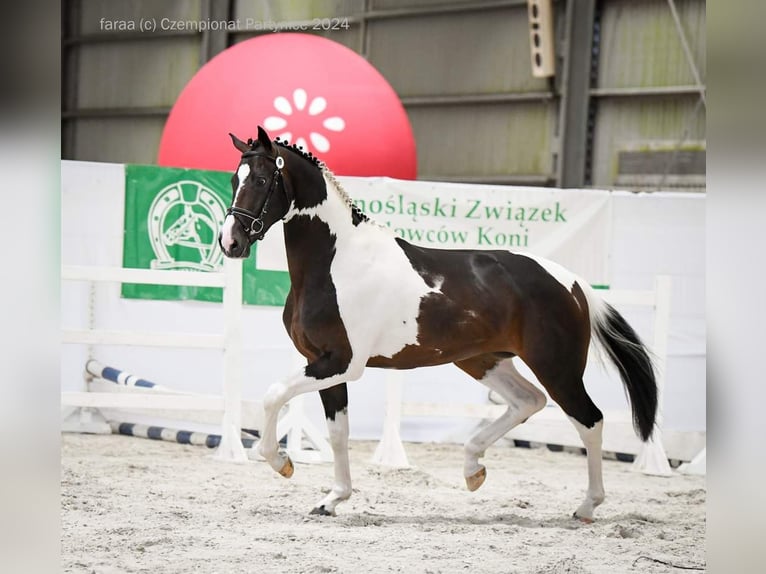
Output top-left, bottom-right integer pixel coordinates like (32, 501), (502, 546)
(393, 238), (580, 304)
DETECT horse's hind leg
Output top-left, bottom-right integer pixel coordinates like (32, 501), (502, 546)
(455, 355), (547, 491)
(311, 383), (352, 516)
(568, 411), (605, 522)
(518, 280), (606, 520)
(531, 367), (605, 522)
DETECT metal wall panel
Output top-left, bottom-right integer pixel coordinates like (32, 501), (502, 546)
(409, 103), (556, 180)
(73, 118), (166, 164)
(368, 7), (547, 96)
(590, 96), (705, 188)
(79, 0), (203, 34)
(62, 0), (706, 190)
(231, 0), (363, 52)
(598, 0), (705, 89)
(76, 39), (201, 109)
(590, 0), (706, 189)
(233, 0), (366, 21)
(372, 0), (489, 9)
(230, 27), (362, 52)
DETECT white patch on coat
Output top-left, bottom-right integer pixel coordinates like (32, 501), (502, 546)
(287, 174), (440, 359)
(519, 252), (577, 291)
(518, 252), (593, 314)
(220, 163), (251, 250)
(518, 253), (615, 367)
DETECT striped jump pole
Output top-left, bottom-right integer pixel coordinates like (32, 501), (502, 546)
(85, 359), (178, 392)
(83, 358), (330, 463)
(86, 359), (264, 437)
(108, 421), (287, 450)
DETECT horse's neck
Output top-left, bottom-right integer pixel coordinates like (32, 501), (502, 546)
(284, 172), (357, 234)
(282, 172), (360, 283)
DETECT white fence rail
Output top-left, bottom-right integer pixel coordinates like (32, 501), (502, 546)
(61, 261), (333, 464)
(61, 260), (248, 461)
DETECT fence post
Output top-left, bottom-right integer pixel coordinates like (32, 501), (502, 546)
(371, 371), (410, 467)
(214, 257), (248, 462)
(632, 275), (673, 476)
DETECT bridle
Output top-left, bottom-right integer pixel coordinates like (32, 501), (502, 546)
(226, 148), (287, 239)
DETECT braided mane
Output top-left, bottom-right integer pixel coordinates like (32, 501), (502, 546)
(272, 138), (371, 225)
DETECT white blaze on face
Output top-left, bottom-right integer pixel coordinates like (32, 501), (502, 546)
(220, 163), (250, 251)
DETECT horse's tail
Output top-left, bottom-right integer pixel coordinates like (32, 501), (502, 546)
(580, 283), (658, 442)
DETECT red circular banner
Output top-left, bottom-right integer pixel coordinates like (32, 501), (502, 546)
(158, 34), (416, 178)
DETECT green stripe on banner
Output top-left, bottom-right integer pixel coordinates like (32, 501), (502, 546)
(591, 284), (610, 290)
(121, 164), (291, 306)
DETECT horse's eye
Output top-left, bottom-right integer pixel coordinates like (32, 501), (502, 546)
(256, 177), (267, 187)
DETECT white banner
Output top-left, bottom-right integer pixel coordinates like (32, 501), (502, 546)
(257, 177), (612, 286)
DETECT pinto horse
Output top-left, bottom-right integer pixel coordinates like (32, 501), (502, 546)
(218, 127), (657, 522)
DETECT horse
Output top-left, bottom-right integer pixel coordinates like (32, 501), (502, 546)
(218, 126), (657, 522)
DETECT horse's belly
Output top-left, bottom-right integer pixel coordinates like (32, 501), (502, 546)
(330, 234), (436, 360)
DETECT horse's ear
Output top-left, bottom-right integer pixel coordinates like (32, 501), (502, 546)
(257, 126), (273, 151)
(229, 133), (250, 154)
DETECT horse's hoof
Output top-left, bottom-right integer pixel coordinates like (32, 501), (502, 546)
(465, 466), (487, 492)
(573, 512), (594, 524)
(278, 457), (294, 479)
(309, 506), (335, 517)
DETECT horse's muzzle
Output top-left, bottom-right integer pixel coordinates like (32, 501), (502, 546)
(218, 232), (251, 259)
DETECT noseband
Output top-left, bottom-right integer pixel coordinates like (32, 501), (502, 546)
(226, 149), (286, 238)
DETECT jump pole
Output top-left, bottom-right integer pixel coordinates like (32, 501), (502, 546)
(84, 358), (332, 462)
(63, 261), (332, 464)
(84, 358), (264, 433)
(85, 359), (180, 393)
(110, 421), (261, 449)
(61, 260), (249, 463)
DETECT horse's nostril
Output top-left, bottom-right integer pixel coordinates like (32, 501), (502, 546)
(230, 239), (238, 252)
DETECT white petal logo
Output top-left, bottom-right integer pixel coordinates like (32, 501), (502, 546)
(263, 88), (345, 154)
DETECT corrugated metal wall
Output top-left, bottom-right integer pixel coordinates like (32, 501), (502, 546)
(367, 2), (557, 184)
(62, 0), (706, 190)
(591, 0), (706, 189)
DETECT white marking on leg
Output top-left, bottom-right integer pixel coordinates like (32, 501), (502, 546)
(220, 163), (250, 251)
(314, 410), (352, 515)
(258, 364), (364, 474)
(464, 359), (547, 479)
(568, 417), (605, 521)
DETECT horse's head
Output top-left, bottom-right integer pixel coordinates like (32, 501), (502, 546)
(219, 126), (293, 258)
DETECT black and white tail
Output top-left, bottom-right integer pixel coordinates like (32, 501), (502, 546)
(583, 289), (658, 441)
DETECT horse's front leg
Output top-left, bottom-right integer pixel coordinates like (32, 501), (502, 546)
(258, 352), (361, 480)
(310, 383), (351, 516)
